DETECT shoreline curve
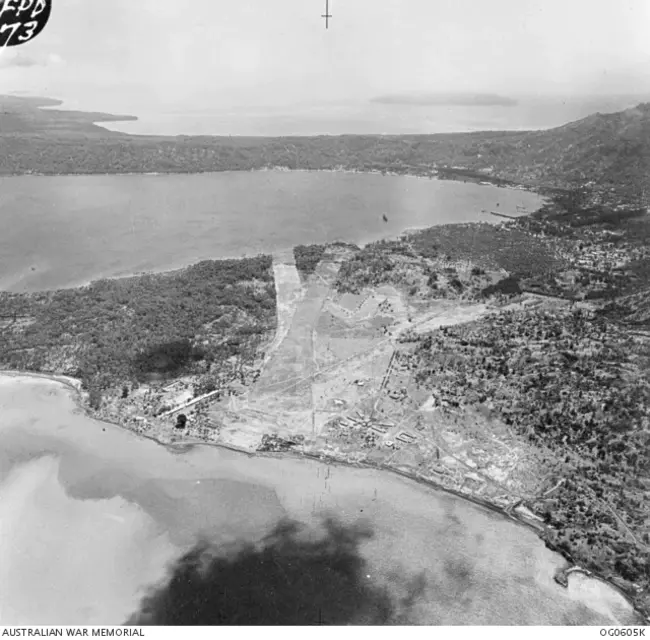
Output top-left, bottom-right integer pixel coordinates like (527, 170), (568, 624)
(0, 368), (645, 624)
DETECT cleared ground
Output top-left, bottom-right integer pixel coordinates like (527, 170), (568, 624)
(197, 248), (556, 530)
(211, 251), (506, 477)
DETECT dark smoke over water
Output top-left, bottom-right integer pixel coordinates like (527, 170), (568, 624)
(126, 517), (425, 625)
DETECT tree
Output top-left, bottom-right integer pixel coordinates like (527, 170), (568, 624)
(175, 414), (188, 429)
(88, 388), (103, 410)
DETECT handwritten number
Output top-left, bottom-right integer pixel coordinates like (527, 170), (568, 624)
(17, 19), (38, 41)
(0, 21), (22, 44)
(0, 20), (39, 44)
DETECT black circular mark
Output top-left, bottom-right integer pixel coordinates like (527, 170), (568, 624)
(0, 0), (51, 47)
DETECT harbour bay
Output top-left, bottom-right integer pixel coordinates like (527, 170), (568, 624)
(0, 171), (543, 292)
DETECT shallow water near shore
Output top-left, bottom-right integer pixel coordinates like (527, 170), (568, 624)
(0, 171), (543, 292)
(0, 376), (638, 625)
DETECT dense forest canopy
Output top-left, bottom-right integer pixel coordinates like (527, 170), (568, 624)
(2, 95), (650, 206)
(0, 256), (277, 391)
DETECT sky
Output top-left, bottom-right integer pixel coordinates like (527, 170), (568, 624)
(0, 0), (649, 113)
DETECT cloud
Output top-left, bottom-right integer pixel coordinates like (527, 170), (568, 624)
(0, 51), (63, 69)
(127, 517), (425, 625)
(0, 52), (39, 68)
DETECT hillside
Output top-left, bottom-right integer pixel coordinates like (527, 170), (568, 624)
(1, 95), (649, 205)
(470, 104), (650, 201)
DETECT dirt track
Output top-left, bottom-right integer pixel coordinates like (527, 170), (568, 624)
(216, 251), (493, 449)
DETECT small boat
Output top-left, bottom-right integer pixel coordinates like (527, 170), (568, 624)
(382, 214), (388, 223)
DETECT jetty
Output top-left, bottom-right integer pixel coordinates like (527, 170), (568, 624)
(489, 211), (519, 220)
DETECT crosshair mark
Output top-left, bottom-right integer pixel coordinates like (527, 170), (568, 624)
(321, 0), (332, 29)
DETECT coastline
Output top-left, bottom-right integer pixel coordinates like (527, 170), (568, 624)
(0, 167), (540, 293)
(0, 164), (534, 193)
(0, 166), (455, 183)
(1, 368), (645, 624)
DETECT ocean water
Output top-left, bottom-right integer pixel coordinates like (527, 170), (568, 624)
(0, 171), (543, 292)
(0, 376), (639, 625)
(96, 96), (649, 136)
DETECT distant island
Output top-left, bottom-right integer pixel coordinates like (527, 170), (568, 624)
(371, 92), (518, 107)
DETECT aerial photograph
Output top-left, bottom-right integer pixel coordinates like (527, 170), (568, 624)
(0, 0), (649, 628)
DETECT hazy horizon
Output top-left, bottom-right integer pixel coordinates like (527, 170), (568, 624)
(0, 0), (649, 118)
(50, 93), (650, 137)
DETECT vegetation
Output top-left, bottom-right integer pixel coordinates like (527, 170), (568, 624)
(329, 185), (650, 617)
(293, 244), (327, 280)
(0, 256), (276, 393)
(334, 224), (566, 297)
(133, 338), (207, 381)
(410, 223), (565, 276)
(334, 186), (650, 306)
(411, 308), (650, 613)
(258, 433), (306, 452)
(3, 95), (650, 206)
(481, 276), (521, 297)
(336, 242), (401, 294)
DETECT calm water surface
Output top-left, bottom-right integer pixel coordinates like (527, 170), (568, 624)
(0, 377), (638, 625)
(96, 96), (648, 137)
(0, 172), (543, 292)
